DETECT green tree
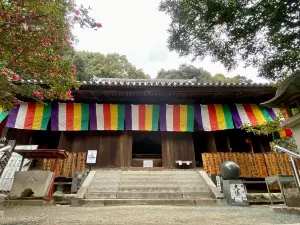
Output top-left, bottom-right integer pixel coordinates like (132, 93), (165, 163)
(0, 0), (101, 109)
(74, 52), (150, 81)
(156, 64), (252, 83)
(156, 64), (213, 82)
(159, 0), (300, 81)
(214, 74), (253, 83)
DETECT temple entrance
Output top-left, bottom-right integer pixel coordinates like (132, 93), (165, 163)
(131, 131), (162, 167)
(193, 132), (207, 167)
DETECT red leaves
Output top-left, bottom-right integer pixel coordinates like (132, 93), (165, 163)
(96, 23), (102, 28)
(0, 0), (99, 108)
(33, 91), (43, 98)
(12, 75), (19, 81)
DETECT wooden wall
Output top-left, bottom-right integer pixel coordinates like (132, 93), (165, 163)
(161, 132), (195, 168)
(6, 129), (33, 145)
(58, 131), (132, 168)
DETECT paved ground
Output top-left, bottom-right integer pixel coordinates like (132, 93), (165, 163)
(0, 205), (299, 225)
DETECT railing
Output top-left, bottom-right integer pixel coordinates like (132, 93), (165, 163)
(0, 146), (11, 152)
(274, 145), (300, 192)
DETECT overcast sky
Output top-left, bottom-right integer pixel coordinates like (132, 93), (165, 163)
(74, 0), (267, 83)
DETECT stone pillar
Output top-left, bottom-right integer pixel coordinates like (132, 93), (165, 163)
(206, 132), (217, 153)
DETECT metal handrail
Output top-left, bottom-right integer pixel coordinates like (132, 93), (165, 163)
(274, 145), (300, 192)
(274, 145), (300, 159)
(0, 146), (11, 153)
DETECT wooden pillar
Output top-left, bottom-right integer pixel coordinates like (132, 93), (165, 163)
(285, 106), (293, 118)
(225, 134), (232, 152)
(206, 132), (217, 153)
(258, 135), (271, 153)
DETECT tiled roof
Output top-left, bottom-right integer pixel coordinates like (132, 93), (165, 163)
(17, 77), (271, 88)
(83, 77), (271, 88)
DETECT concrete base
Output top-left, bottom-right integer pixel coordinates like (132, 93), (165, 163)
(247, 193), (283, 204)
(3, 199), (53, 207)
(9, 171), (53, 199)
(71, 198), (225, 207)
(272, 205), (300, 216)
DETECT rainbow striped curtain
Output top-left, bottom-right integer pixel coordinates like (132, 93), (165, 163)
(273, 128), (293, 139)
(0, 107), (9, 123)
(7, 103), (51, 130)
(160, 104), (194, 132)
(51, 103), (89, 131)
(125, 104), (159, 131)
(89, 104), (125, 130)
(230, 104), (275, 128)
(194, 104), (234, 131)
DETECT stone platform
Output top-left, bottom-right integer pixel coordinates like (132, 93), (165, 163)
(72, 170), (223, 206)
(272, 205), (300, 216)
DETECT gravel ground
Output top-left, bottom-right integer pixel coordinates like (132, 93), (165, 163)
(0, 205), (299, 225)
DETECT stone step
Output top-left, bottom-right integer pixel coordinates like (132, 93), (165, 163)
(94, 174), (122, 178)
(175, 177), (204, 180)
(93, 176), (122, 179)
(73, 198), (221, 207)
(119, 184), (179, 188)
(121, 176), (175, 178)
(119, 181), (178, 185)
(90, 180), (121, 184)
(119, 180), (176, 184)
(178, 180), (205, 183)
(122, 172), (175, 174)
(86, 192), (184, 199)
(118, 187), (181, 192)
(182, 192), (213, 199)
(180, 187), (210, 192)
(85, 192), (117, 199)
(87, 187), (119, 192)
(117, 192), (183, 199)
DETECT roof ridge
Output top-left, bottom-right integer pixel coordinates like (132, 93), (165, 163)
(91, 76), (197, 83)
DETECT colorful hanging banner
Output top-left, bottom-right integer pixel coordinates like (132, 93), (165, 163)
(6, 102), (51, 130)
(160, 104), (194, 132)
(230, 104), (274, 128)
(194, 104), (234, 131)
(51, 103), (89, 131)
(273, 128), (293, 140)
(125, 104), (159, 131)
(0, 107), (9, 123)
(89, 104), (125, 130)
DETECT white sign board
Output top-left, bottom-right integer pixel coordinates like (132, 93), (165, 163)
(15, 145), (38, 150)
(86, 150), (97, 164)
(143, 160), (153, 168)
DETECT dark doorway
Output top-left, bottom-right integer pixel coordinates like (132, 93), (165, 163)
(132, 132), (161, 159)
(193, 132), (206, 167)
(30, 130), (61, 149)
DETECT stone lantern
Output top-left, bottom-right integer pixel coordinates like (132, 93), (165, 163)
(262, 72), (300, 153)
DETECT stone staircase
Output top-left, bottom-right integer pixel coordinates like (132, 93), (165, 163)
(81, 170), (221, 206)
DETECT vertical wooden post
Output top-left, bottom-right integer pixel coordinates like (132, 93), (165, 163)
(225, 134), (231, 152)
(206, 132), (217, 153)
(259, 136), (271, 153)
(285, 106), (293, 117)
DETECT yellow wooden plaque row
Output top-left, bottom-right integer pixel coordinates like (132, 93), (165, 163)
(42, 152), (87, 178)
(201, 152), (299, 178)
